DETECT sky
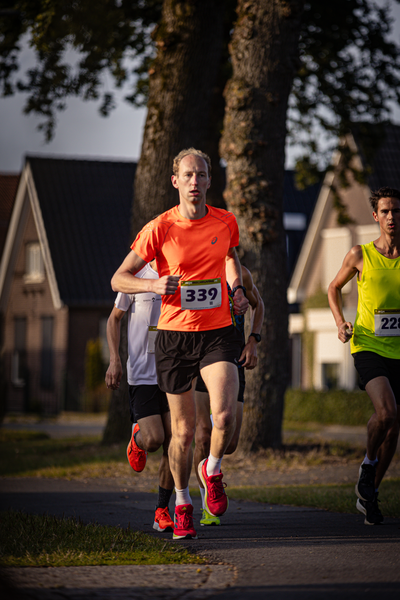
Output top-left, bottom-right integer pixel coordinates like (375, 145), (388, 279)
(1, 1), (399, 174)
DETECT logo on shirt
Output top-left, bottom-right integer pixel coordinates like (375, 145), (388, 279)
(211, 237), (218, 245)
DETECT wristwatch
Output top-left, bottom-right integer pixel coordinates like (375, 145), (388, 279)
(249, 332), (261, 343)
(232, 285), (247, 297)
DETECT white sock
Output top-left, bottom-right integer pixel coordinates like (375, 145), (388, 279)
(175, 487), (191, 506)
(206, 453), (222, 477)
(199, 486), (205, 510)
(363, 454), (378, 466)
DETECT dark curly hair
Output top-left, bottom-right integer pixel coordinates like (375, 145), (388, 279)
(369, 187), (400, 212)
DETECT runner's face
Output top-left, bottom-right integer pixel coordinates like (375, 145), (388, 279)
(373, 197), (400, 236)
(171, 155), (210, 212)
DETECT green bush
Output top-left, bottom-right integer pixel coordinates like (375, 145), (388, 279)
(284, 388), (372, 426)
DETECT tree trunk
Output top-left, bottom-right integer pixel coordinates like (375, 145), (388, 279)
(103, 0), (227, 444)
(220, 0), (304, 450)
(132, 0), (227, 231)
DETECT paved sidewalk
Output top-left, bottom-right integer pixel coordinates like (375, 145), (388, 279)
(1, 477), (400, 599)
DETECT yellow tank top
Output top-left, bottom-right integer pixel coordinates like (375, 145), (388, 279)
(351, 241), (400, 358)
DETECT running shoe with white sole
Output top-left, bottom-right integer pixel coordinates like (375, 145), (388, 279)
(356, 492), (384, 525)
(126, 423), (147, 472)
(355, 462), (376, 502)
(198, 458), (228, 517)
(200, 508), (221, 526)
(153, 507), (174, 532)
(173, 504), (197, 540)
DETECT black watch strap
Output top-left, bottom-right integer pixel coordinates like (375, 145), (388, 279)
(232, 285), (247, 297)
(249, 332), (261, 343)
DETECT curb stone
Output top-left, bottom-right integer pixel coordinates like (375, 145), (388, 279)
(1, 564), (235, 600)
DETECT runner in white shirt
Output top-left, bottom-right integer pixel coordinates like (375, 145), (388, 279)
(105, 260), (175, 532)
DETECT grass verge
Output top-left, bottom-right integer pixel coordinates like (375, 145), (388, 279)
(0, 510), (205, 567)
(227, 478), (400, 517)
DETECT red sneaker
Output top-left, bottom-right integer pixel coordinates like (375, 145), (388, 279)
(173, 504), (197, 540)
(126, 424), (147, 472)
(198, 458), (228, 517)
(153, 507), (174, 532)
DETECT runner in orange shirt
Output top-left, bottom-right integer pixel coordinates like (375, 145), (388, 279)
(111, 148), (248, 539)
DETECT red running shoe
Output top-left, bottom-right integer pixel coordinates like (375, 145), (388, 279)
(153, 507), (174, 532)
(198, 458), (228, 517)
(173, 504), (197, 540)
(126, 424), (147, 472)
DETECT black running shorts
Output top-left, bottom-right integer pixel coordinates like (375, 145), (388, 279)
(128, 384), (169, 422)
(353, 351), (400, 404)
(195, 367), (246, 402)
(155, 324), (242, 395)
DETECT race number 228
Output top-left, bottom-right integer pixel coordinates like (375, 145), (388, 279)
(374, 309), (400, 337)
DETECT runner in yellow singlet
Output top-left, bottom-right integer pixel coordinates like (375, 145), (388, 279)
(328, 187), (400, 525)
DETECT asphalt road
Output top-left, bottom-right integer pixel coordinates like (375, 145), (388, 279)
(1, 477), (400, 600)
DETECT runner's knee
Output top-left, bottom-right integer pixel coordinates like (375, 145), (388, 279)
(212, 408), (236, 432)
(140, 429), (165, 452)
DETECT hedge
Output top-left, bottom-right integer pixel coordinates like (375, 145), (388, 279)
(284, 388), (372, 426)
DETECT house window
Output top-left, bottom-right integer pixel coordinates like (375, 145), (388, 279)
(41, 316), (54, 389)
(322, 363), (339, 390)
(11, 317), (27, 387)
(24, 242), (44, 282)
(321, 228), (352, 293)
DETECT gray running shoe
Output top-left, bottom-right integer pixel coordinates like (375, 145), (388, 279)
(356, 492), (384, 525)
(355, 462), (376, 502)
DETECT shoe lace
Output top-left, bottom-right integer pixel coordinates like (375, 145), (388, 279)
(157, 507), (170, 521)
(208, 478), (227, 501)
(360, 464), (375, 487)
(176, 511), (193, 530)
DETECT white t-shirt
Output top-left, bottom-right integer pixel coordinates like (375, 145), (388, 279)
(114, 263), (161, 385)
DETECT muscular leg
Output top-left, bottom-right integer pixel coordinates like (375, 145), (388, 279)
(201, 361), (238, 459)
(225, 401), (244, 455)
(365, 376), (397, 462)
(158, 411), (174, 490)
(375, 409), (400, 489)
(136, 414), (166, 453)
(166, 380), (196, 491)
(194, 390), (212, 487)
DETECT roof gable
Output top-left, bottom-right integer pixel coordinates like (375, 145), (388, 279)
(1, 156), (136, 309)
(288, 123), (400, 304)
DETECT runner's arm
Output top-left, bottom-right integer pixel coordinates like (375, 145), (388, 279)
(239, 267), (265, 369)
(105, 305), (125, 390)
(111, 250), (180, 295)
(328, 245), (362, 343)
(226, 248), (249, 314)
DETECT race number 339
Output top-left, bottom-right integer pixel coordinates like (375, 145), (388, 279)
(374, 309), (400, 336)
(180, 278), (222, 310)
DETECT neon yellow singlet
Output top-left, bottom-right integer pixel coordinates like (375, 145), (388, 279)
(351, 241), (400, 359)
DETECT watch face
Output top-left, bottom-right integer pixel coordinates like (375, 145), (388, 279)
(251, 333), (261, 343)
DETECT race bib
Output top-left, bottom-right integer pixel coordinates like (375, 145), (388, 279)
(180, 278), (222, 310)
(374, 309), (400, 337)
(147, 326), (158, 353)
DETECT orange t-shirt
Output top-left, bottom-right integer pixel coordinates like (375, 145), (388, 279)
(131, 205), (240, 331)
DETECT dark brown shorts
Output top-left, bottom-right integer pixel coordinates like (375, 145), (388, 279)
(353, 351), (400, 404)
(155, 325), (242, 395)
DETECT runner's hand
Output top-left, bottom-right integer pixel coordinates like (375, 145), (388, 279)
(233, 289), (249, 315)
(338, 322), (353, 343)
(239, 340), (258, 370)
(105, 360), (123, 389)
(151, 275), (181, 295)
